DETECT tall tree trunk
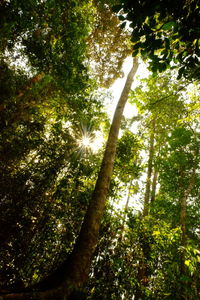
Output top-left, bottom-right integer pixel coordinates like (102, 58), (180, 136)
(150, 144), (160, 204)
(143, 117), (156, 217)
(119, 180), (133, 241)
(150, 170), (158, 204)
(180, 168), (196, 273)
(135, 118), (156, 300)
(1, 59), (139, 300)
(150, 143), (161, 204)
(179, 167), (196, 300)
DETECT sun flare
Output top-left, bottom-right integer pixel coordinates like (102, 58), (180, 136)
(81, 136), (92, 148)
(78, 131), (104, 153)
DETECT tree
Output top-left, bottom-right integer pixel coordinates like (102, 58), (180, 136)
(157, 127), (200, 299)
(126, 71), (199, 299)
(113, 0), (200, 79)
(87, 1), (132, 87)
(82, 70), (200, 300)
(0, 0), (94, 93)
(1, 0), (200, 298)
(0, 64), (107, 290)
(0, 1), (136, 296)
(0, 58), (139, 299)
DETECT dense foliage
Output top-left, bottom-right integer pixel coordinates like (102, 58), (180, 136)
(85, 73), (200, 300)
(0, 0), (107, 290)
(113, 0), (200, 79)
(0, 0), (199, 299)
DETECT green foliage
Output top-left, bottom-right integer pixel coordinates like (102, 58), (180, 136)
(87, 1), (132, 87)
(86, 206), (138, 300)
(158, 127), (199, 195)
(86, 209), (196, 299)
(108, 73), (199, 299)
(0, 0), (94, 92)
(0, 59), (108, 289)
(114, 130), (142, 183)
(0, 0), (131, 291)
(0, 1), (199, 298)
(113, 0), (200, 79)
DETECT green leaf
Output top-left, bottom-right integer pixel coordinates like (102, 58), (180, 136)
(162, 21), (176, 30)
(158, 62), (167, 72)
(153, 230), (160, 236)
(132, 49), (139, 57)
(185, 259), (191, 266)
(180, 275), (190, 281)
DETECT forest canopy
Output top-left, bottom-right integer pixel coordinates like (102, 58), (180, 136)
(113, 0), (200, 79)
(0, 0), (199, 299)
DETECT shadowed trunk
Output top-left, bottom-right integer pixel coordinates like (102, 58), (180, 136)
(179, 167), (196, 300)
(180, 168), (196, 273)
(143, 117), (156, 217)
(119, 180), (133, 241)
(1, 58), (139, 300)
(135, 118), (156, 300)
(150, 170), (158, 204)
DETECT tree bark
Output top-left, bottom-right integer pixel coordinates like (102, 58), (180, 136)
(178, 167), (196, 300)
(150, 170), (158, 204)
(143, 117), (156, 217)
(119, 180), (133, 241)
(135, 118), (156, 299)
(1, 58), (139, 300)
(180, 168), (196, 273)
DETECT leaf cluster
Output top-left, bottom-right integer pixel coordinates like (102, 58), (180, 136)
(113, 0), (200, 79)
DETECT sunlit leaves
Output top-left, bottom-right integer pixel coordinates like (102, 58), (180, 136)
(87, 2), (132, 87)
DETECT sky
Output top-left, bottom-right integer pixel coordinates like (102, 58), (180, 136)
(109, 56), (150, 120)
(107, 57), (150, 211)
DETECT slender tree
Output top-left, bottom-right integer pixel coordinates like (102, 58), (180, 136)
(143, 118), (156, 217)
(1, 58), (139, 299)
(150, 170), (158, 204)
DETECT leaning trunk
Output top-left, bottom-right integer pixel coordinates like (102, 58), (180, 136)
(1, 59), (139, 300)
(66, 58), (139, 293)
